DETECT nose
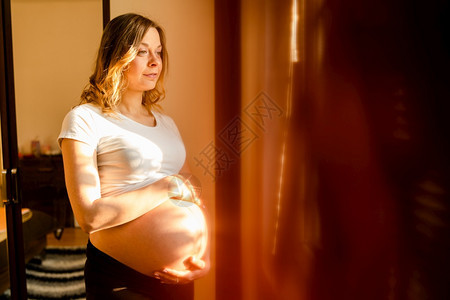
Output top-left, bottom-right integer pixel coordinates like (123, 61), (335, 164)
(148, 52), (160, 67)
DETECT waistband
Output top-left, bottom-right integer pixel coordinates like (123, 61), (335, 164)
(86, 239), (157, 285)
(85, 240), (194, 299)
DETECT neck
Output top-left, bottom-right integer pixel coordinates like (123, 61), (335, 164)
(119, 90), (144, 113)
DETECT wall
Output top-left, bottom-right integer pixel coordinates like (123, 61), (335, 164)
(11, 0), (103, 154)
(110, 1), (215, 300)
(10, 0), (215, 298)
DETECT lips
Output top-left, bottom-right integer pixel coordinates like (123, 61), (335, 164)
(144, 73), (159, 79)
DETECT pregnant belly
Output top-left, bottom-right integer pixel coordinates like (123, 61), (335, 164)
(90, 199), (208, 276)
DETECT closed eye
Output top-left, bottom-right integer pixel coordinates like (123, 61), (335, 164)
(137, 49), (148, 56)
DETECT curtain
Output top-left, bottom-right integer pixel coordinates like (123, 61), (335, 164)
(216, 0), (450, 299)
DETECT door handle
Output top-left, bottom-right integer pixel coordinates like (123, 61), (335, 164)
(1, 168), (18, 204)
(1, 170), (6, 203)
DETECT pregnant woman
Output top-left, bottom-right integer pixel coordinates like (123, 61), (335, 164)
(58, 13), (210, 299)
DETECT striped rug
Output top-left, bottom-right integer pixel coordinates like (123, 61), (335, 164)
(1, 246), (87, 300)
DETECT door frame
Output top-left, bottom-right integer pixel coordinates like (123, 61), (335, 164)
(1, 0), (27, 298)
(0, 1), (109, 298)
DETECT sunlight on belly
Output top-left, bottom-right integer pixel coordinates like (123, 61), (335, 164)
(91, 199), (208, 275)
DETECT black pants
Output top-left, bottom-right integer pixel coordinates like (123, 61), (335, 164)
(84, 240), (194, 300)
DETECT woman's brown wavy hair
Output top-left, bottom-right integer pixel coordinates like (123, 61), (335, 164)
(80, 13), (168, 113)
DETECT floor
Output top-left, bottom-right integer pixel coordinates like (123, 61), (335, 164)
(46, 227), (89, 247)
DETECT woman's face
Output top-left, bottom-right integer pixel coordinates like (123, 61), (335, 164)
(125, 27), (162, 93)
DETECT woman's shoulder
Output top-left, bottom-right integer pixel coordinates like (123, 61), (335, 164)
(153, 111), (176, 126)
(153, 110), (170, 120)
(70, 102), (102, 115)
(59, 103), (103, 147)
(64, 103), (106, 122)
(61, 103), (105, 128)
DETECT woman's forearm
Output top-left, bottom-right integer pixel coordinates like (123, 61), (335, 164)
(86, 177), (172, 233)
(62, 138), (174, 233)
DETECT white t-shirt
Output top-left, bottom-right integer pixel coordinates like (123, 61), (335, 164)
(58, 103), (186, 197)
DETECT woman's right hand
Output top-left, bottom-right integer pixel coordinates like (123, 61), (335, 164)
(167, 174), (202, 206)
(153, 255), (210, 284)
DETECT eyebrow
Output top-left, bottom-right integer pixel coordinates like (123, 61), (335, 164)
(140, 42), (162, 49)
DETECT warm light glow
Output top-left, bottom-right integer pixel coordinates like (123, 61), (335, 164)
(273, 0), (300, 255)
(290, 0), (299, 63)
(272, 143), (286, 255)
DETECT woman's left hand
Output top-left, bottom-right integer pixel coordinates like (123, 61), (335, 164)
(153, 256), (210, 284)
